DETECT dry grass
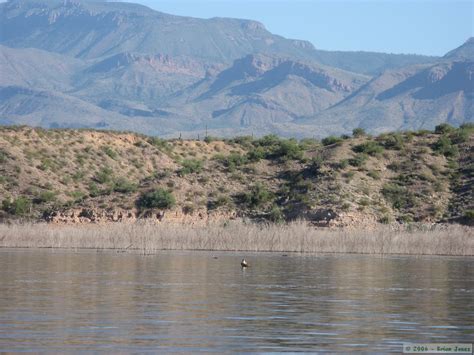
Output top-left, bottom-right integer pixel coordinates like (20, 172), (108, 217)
(0, 222), (472, 256)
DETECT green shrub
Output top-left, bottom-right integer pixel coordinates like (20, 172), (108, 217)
(68, 190), (85, 202)
(204, 136), (218, 143)
(273, 139), (303, 161)
(208, 194), (232, 210)
(241, 183), (273, 208)
(435, 123), (455, 135)
(0, 149), (8, 164)
(2, 197), (31, 216)
(102, 146), (118, 160)
(231, 136), (254, 148)
(219, 153), (248, 171)
(349, 153), (368, 167)
(464, 210), (474, 222)
(379, 215), (392, 224)
(382, 183), (415, 210)
(352, 128), (366, 137)
(95, 166), (114, 184)
(246, 147), (266, 162)
(113, 177), (137, 193)
(137, 189), (175, 209)
(451, 125), (473, 144)
(179, 159), (203, 176)
(353, 141), (384, 156)
(268, 205), (284, 223)
(34, 190), (57, 204)
(254, 134), (281, 148)
(147, 137), (171, 151)
(381, 133), (405, 150)
(367, 170), (381, 180)
(307, 156), (324, 175)
(433, 136), (459, 158)
(321, 136), (343, 146)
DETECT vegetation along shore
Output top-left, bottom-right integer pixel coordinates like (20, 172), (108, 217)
(0, 222), (472, 256)
(0, 124), (472, 254)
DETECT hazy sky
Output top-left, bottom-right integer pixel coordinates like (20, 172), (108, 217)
(134, 0), (473, 56)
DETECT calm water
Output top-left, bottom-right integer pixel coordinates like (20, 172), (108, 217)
(0, 249), (473, 352)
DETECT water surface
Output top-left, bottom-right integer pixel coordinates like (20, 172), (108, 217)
(0, 249), (473, 352)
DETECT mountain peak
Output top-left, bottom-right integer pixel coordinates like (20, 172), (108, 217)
(444, 37), (474, 60)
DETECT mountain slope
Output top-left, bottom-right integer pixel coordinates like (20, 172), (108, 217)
(302, 59), (473, 135)
(0, 0), (471, 138)
(0, 0), (436, 73)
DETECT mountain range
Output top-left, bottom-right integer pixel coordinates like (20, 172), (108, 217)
(0, 0), (472, 137)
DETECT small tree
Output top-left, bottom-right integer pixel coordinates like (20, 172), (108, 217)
(137, 189), (175, 209)
(352, 128), (366, 137)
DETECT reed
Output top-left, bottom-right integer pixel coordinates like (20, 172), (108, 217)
(0, 221), (472, 256)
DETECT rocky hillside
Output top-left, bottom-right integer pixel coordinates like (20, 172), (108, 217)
(0, 125), (472, 227)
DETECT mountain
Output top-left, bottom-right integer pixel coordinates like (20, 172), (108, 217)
(161, 54), (371, 137)
(445, 37), (474, 60)
(300, 59), (473, 135)
(0, 0), (435, 72)
(0, 0), (471, 138)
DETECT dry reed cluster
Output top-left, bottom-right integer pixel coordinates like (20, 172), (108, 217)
(0, 221), (472, 256)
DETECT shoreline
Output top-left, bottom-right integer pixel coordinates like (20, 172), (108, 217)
(0, 221), (473, 256)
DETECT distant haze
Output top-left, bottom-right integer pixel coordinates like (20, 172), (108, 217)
(134, 0), (473, 56)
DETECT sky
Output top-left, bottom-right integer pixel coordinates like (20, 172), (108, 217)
(133, 0), (473, 56)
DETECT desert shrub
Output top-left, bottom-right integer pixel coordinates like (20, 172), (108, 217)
(102, 146), (118, 160)
(204, 136), (218, 143)
(208, 194), (232, 210)
(219, 153), (248, 171)
(307, 156), (324, 175)
(379, 215), (393, 224)
(95, 166), (114, 184)
(464, 210), (474, 223)
(254, 134), (281, 148)
(268, 205), (284, 223)
(435, 123), (455, 135)
(113, 177), (137, 193)
(2, 197), (31, 216)
(246, 147), (266, 162)
(321, 136), (343, 146)
(273, 139), (303, 161)
(241, 183), (273, 208)
(349, 153), (368, 167)
(0, 149), (8, 164)
(179, 159), (203, 176)
(147, 137), (171, 151)
(433, 136), (459, 158)
(230, 136), (254, 148)
(367, 170), (381, 180)
(137, 189), (175, 209)
(352, 128), (366, 137)
(34, 190), (57, 204)
(381, 133), (405, 150)
(382, 183), (415, 210)
(451, 129), (469, 144)
(353, 141), (384, 156)
(182, 204), (195, 215)
(68, 190), (85, 202)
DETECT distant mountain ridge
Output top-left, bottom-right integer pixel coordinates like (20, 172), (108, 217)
(0, 0), (472, 137)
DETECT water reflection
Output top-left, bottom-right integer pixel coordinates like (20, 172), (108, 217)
(0, 250), (473, 352)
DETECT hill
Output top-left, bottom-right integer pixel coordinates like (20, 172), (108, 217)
(0, 125), (472, 227)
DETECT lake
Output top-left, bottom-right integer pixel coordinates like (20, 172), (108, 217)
(0, 249), (473, 352)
